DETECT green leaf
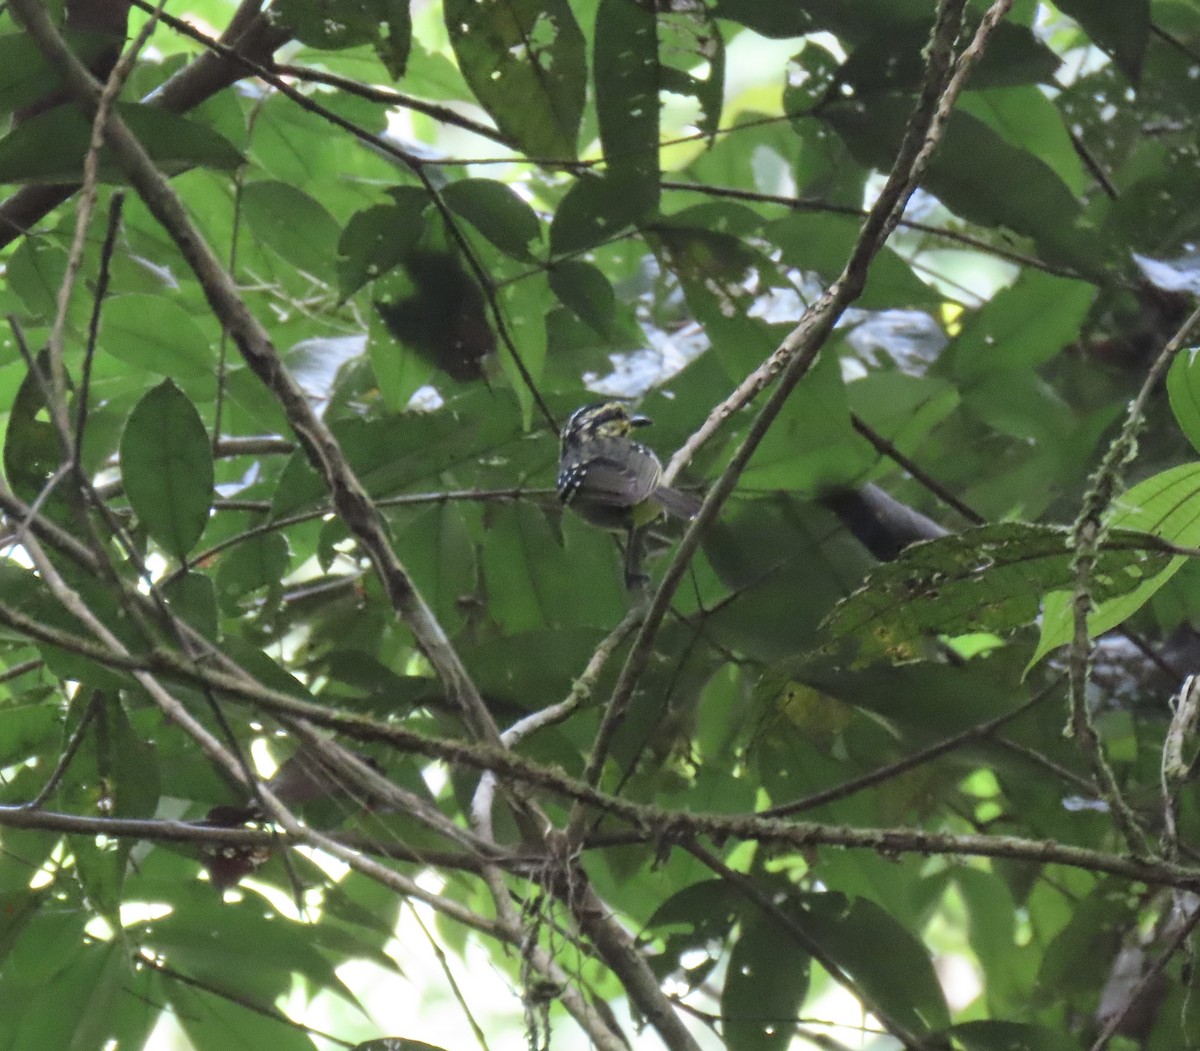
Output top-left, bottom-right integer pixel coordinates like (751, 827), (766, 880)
(953, 867), (1027, 1009)
(659, 4), (724, 140)
(0, 941), (154, 1051)
(550, 173), (656, 256)
(3, 352), (62, 504)
(337, 191), (429, 299)
(215, 532), (289, 614)
(351, 1041), (452, 1051)
(950, 1020), (1083, 1051)
(1167, 347), (1200, 455)
(848, 374), (960, 479)
(825, 523), (1176, 665)
(960, 86), (1085, 196)
(647, 213), (793, 376)
(167, 983), (320, 1051)
(441, 178), (542, 261)
(0, 705), (59, 766)
(837, 21), (1059, 94)
(708, 0), (818, 37)
(120, 380), (214, 561)
(950, 270), (1098, 381)
(722, 909), (810, 1051)
(375, 0), (413, 78)
(274, 0), (412, 75)
(548, 260), (619, 337)
(594, 0), (660, 205)
(0, 102), (243, 183)
(822, 99), (1110, 275)
(240, 181), (340, 282)
(765, 211), (940, 310)
(740, 349), (874, 493)
(162, 572), (220, 641)
(368, 306), (437, 411)
(101, 294), (214, 378)
(0, 31), (114, 117)
(792, 892), (950, 1034)
(496, 271), (550, 425)
(444, 0), (585, 159)
(1030, 464), (1200, 667)
(1055, 0), (1150, 83)
(643, 879), (738, 986)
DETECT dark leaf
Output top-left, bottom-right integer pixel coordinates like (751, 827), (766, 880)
(950, 1020), (1083, 1051)
(0, 30), (114, 117)
(337, 190), (430, 299)
(791, 892), (950, 1034)
(0, 102), (242, 183)
(274, 0), (413, 75)
(1055, 0), (1150, 84)
(120, 380), (214, 561)
(550, 173), (657, 256)
(444, 0), (585, 158)
(595, 0), (660, 204)
(825, 523), (1177, 665)
(441, 178), (542, 261)
(722, 909), (810, 1051)
(373, 250), (494, 382)
(548, 260), (619, 337)
(822, 98), (1112, 275)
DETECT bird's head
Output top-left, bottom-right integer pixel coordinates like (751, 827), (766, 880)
(561, 402), (651, 447)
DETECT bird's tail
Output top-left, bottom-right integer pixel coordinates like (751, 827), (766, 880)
(652, 485), (702, 520)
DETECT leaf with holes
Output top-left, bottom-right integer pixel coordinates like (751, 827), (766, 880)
(1031, 463), (1200, 667)
(445, 0), (585, 159)
(824, 522), (1176, 665)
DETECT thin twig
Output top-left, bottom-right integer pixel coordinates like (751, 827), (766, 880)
(686, 841), (936, 1051)
(75, 192), (124, 465)
(1089, 900), (1200, 1051)
(272, 62), (512, 147)
(763, 681), (1057, 818)
(661, 179), (1088, 281)
(24, 690), (103, 810)
(1161, 674), (1200, 860)
(409, 905), (494, 1051)
(48, 1), (165, 431)
(850, 413), (985, 524)
(1067, 299), (1200, 856)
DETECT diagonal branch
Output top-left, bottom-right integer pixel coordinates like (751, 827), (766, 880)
(578, 0), (1017, 805)
(0, 1), (290, 247)
(10, 0), (504, 751)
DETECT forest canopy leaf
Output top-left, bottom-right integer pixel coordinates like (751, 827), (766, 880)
(444, 0), (585, 158)
(824, 522), (1176, 664)
(0, 103), (242, 183)
(119, 380), (214, 561)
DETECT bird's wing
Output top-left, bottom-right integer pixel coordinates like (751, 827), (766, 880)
(574, 452), (660, 506)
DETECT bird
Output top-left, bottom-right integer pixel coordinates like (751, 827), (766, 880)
(556, 401), (701, 586)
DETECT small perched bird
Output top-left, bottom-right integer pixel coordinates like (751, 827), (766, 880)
(557, 402), (701, 585)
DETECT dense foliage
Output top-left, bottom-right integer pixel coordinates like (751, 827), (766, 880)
(2, 0), (1200, 1048)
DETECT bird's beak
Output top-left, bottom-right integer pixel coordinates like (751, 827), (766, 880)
(630, 414), (652, 428)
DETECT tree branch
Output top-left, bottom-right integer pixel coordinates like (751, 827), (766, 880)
(580, 0), (1008, 807)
